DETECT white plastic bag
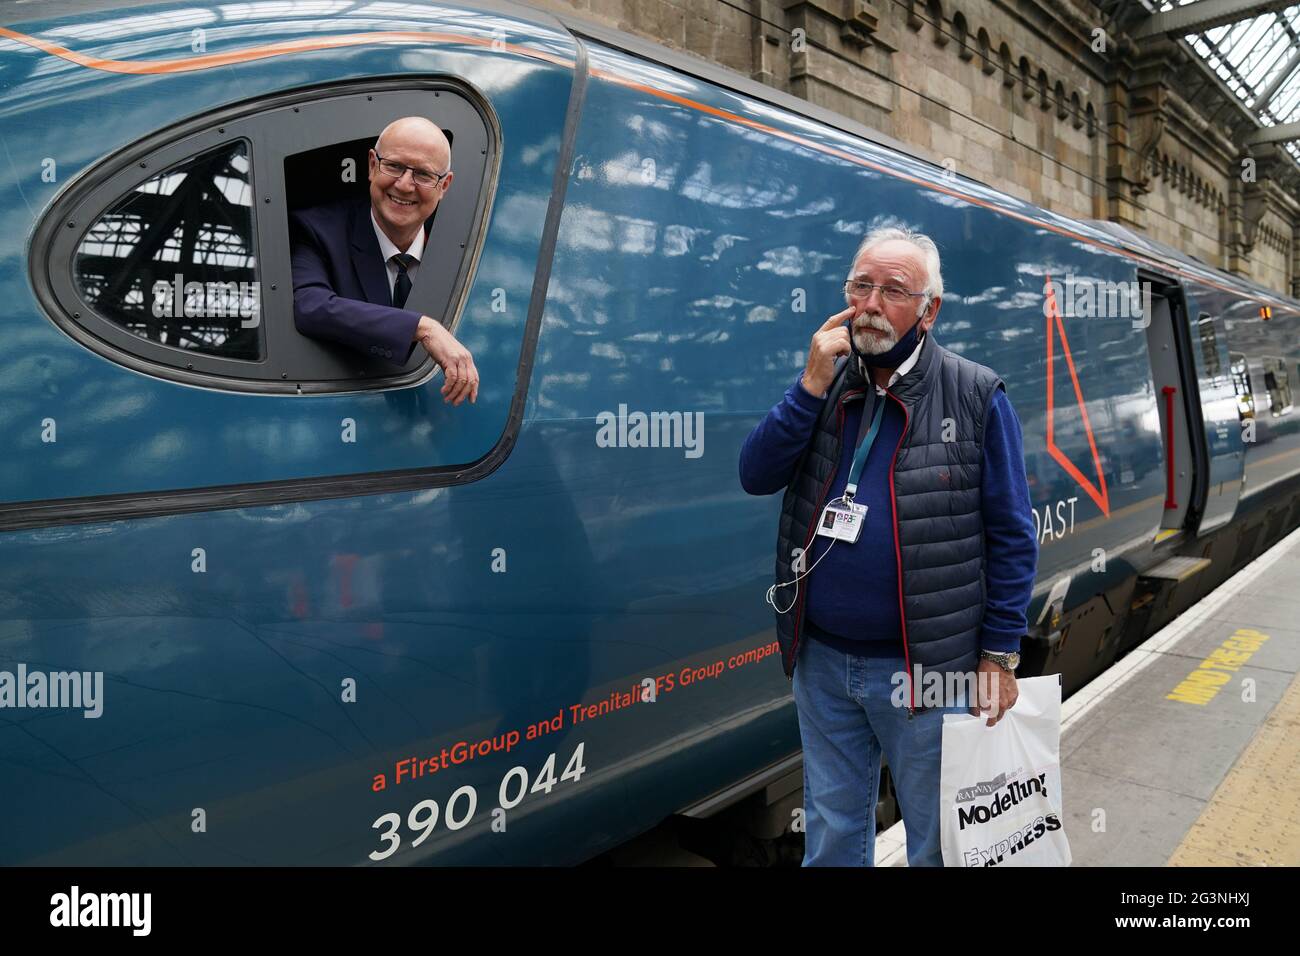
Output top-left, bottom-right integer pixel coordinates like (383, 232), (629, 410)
(939, 674), (1071, 867)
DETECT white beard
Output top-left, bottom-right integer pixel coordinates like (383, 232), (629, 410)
(851, 311), (899, 355)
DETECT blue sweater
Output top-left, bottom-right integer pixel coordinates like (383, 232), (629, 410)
(739, 372), (1037, 656)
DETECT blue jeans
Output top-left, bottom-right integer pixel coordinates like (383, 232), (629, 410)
(792, 636), (968, 866)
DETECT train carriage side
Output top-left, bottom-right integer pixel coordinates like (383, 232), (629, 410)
(2, 0), (1300, 867)
(544, 21), (1300, 787)
(1045, 222), (1300, 670)
(1183, 273), (1300, 585)
(551, 24), (1300, 847)
(519, 28), (1294, 840)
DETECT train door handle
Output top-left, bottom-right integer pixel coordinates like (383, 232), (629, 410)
(1163, 385), (1178, 510)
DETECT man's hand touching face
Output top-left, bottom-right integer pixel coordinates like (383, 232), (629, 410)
(801, 306), (857, 398)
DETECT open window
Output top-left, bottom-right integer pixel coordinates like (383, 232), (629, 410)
(39, 79), (497, 394)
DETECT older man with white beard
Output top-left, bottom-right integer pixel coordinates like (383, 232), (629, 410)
(738, 225), (1038, 866)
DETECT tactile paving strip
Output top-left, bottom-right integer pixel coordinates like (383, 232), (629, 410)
(1168, 669), (1300, 866)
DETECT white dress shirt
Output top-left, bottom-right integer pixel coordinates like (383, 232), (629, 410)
(370, 207), (426, 303)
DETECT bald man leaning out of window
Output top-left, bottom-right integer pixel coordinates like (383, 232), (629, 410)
(289, 116), (479, 405)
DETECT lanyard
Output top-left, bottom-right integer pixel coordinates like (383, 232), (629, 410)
(845, 391), (886, 499)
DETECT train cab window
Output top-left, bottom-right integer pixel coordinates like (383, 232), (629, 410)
(38, 81), (496, 394)
(73, 141), (263, 361)
(1262, 357), (1293, 417)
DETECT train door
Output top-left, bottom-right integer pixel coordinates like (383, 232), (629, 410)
(1141, 272), (1208, 543)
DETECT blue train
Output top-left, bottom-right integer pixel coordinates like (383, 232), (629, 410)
(1, 0), (1296, 865)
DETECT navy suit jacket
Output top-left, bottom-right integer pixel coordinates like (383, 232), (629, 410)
(289, 195), (429, 364)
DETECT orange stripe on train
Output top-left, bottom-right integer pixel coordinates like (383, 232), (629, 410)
(0, 23), (1294, 316)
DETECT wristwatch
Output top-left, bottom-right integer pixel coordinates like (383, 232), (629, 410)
(979, 649), (1020, 672)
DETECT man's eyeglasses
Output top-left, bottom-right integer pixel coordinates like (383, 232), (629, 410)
(374, 152), (449, 189)
(843, 279), (927, 304)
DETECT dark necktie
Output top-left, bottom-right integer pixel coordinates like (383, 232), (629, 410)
(391, 253), (416, 308)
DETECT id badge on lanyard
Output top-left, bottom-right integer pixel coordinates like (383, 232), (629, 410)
(816, 499), (867, 542)
(815, 393), (885, 545)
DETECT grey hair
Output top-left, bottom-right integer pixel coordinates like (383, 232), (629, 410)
(846, 225), (944, 301)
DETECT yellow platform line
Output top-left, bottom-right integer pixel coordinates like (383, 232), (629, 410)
(1168, 667), (1300, 866)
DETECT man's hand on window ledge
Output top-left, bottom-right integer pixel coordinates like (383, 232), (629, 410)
(415, 315), (479, 405)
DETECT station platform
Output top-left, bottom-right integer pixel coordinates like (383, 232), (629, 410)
(880, 525), (1300, 866)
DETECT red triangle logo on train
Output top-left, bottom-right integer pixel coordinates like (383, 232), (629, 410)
(1043, 274), (1110, 517)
